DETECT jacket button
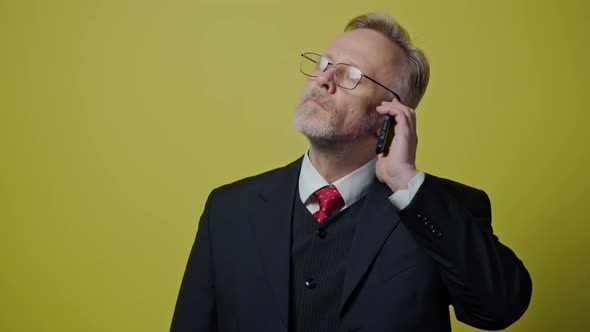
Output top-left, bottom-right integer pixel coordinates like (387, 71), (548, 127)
(316, 228), (327, 239)
(305, 278), (317, 289)
(435, 232), (442, 239)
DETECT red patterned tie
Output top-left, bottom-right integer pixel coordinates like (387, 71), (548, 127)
(312, 185), (344, 223)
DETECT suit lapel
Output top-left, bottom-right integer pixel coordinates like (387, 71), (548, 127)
(340, 178), (402, 314)
(247, 158), (302, 327)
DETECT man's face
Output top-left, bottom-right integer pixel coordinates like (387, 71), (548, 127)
(294, 28), (404, 144)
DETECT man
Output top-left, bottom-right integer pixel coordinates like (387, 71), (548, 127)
(171, 13), (532, 332)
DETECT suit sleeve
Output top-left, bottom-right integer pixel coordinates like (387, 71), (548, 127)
(398, 174), (532, 330)
(170, 190), (218, 332)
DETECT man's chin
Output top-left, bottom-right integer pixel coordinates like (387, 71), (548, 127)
(293, 120), (332, 140)
(294, 121), (376, 148)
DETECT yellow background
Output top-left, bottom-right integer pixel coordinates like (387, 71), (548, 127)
(1, 0), (588, 331)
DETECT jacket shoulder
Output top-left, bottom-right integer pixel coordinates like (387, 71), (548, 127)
(425, 173), (485, 196)
(211, 157), (302, 199)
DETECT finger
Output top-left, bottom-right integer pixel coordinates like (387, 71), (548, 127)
(376, 105), (408, 131)
(399, 107), (416, 133)
(393, 109), (418, 142)
(393, 105), (415, 133)
(376, 102), (416, 135)
(375, 104), (403, 116)
(378, 99), (403, 111)
(379, 100), (413, 115)
(391, 108), (411, 136)
(376, 100), (411, 113)
(390, 98), (412, 110)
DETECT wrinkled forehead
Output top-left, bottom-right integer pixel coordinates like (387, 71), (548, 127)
(322, 28), (403, 77)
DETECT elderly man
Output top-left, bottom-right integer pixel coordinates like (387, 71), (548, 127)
(171, 13), (532, 332)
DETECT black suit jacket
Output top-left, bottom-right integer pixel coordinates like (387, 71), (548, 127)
(171, 157), (531, 331)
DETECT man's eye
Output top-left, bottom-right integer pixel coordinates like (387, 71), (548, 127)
(348, 68), (362, 80)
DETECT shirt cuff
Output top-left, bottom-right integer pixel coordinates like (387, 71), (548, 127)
(388, 172), (426, 210)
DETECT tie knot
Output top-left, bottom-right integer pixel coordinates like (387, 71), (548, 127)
(312, 185), (344, 223)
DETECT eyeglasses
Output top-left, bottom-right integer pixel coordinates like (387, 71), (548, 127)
(299, 52), (401, 102)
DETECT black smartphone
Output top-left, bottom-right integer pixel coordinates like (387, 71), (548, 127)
(376, 114), (396, 154)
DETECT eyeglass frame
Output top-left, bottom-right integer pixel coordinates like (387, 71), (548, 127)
(299, 52), (402, 103)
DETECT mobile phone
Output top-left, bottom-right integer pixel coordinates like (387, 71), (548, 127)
(376, 114), (396, 154)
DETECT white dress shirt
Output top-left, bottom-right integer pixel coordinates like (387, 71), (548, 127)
(298, 149), (425, 214)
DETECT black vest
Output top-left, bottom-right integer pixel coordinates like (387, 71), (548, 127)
(289, 190), (367, 332)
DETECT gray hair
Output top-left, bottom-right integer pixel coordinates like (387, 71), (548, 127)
(345, 13), (430, 109)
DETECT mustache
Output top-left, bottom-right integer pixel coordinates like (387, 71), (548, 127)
(301, 88), (331, 109)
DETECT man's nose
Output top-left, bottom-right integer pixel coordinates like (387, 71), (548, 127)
(314, 68), (337, 94)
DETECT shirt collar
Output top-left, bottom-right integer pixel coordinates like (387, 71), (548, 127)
(298, 148), (376, 208)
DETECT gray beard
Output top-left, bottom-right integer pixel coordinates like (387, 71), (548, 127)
(293, 106), (381, 146)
